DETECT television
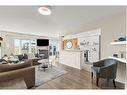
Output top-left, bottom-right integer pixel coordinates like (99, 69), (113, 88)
(37, 39), (49, 46)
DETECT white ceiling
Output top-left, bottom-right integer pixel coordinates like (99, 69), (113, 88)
(0, 6), (125, 38)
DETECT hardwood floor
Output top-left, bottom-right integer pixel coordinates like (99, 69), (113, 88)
(35, 63), (124, 89)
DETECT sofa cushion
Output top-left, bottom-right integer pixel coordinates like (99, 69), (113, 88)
(17, 55), (24, 61)
(0, 60), (32, 72)
(0, 61), (8, 64)
(0, 59), (4, 62)
(17, 54), (28, 61)
(0, 78), (27, 89)
(0, 59), (8, 64)
(23, 54), (28, 60)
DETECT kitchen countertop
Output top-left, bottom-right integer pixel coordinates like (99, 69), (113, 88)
(108, 56), (126, 63)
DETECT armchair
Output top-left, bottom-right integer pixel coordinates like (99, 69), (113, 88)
(91, 59), (118, 87)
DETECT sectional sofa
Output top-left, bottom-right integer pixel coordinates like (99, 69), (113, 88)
(0, 59), (39, 88)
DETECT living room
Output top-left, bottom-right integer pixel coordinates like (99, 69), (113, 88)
(0, 6), (126, 90)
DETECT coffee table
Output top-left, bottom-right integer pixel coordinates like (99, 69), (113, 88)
(38, 59), (49, 71)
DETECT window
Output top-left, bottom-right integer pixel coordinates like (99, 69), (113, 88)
(14, 39), (36, 55)
(30, 40), (36, 54)
(14, 39), (21, 55)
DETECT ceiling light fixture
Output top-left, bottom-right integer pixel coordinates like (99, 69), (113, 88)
(38, 6), (52, 15)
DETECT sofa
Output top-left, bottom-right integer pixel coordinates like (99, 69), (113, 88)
(16, 53), (41, 66)
(0, 60), (35, 89)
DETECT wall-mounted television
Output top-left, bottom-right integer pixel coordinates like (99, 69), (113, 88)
(37, 39), (49, 46)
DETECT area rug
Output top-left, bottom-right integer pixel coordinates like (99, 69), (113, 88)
(35, 66), (67, 86)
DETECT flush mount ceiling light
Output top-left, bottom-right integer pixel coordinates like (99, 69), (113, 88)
(38, 6), (52, 15)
